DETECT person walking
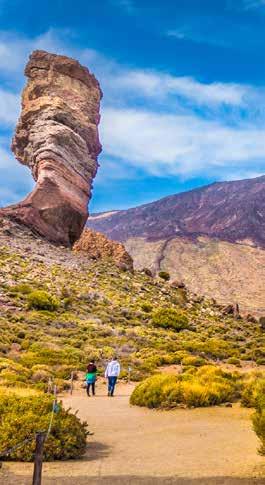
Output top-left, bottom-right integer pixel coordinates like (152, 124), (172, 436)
(105, 357), (120, 396)
(86, 359), (97, 396)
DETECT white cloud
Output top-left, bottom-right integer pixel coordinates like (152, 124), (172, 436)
(0, 145), (33, 206)
(242, 0), (265, 9)
(0, 29), (251, 108)
(111, 0), (136, 14)
(0, 27), (264, 208)
(0, 29), (72, 78)
(0, 89), (20, 125)
(101, 108), (265, 177)
(113, 70), (248, 106)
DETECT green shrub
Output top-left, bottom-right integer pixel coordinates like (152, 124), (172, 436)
(227, 357), (241, 366)
(152, 308), (189, 332)
(9, 283), (33, 295)
(27, 290), (59, 311)
(259, 316), (265, 331)
(0, 392), (88, 461)
(130, 365), (239, 409)
(181, 355), (207, 367)
(253, 410), (265, 455)
(172, 351), (190, 364)
(241, 373), (265, 408)
(158, 271), (170, 281)
(196, 338), (233, 360)
(19, 345), (84, 368)
(141, 302), (153, 313)
(252, 380), (265, 455)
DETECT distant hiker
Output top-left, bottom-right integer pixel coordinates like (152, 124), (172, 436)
(86, 359), (97, 396)
(105, 357), (120, 396)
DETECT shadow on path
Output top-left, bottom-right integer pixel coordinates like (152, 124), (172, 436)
(1, 474), (263, 485)
(41, 476), (265, 484)
(82, 441), (111, 462)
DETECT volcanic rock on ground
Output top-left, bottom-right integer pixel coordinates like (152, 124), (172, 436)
(0, 50), (102, 246)
(73, 229), (133, 271)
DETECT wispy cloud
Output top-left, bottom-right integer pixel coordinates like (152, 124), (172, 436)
(0, 89), (20, 125)
(0, 29), (73, 85)
(0, 144), (33, 206)
(242, 0), (265, 9)
(112, 70), (249, 106)
(101, 108), (265, 178)
(167, 15), (262, 49)
(111, 0), (136, 14)
(0, 28), (264, 208)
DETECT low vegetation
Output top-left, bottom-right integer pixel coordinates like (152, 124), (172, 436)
(0, 389), (88, 461)
(130, 366), (241, 408)
(158, 271), (170, 281)
(152, 308), (189, 331)
(27, 290), (59, 311)
(0, 240), (265, 458)
(251, 379), (265, 455)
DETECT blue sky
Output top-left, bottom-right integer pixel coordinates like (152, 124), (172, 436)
(0, 0), (265, 212)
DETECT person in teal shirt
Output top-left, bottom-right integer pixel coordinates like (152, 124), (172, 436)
(86, 359), (97, 396)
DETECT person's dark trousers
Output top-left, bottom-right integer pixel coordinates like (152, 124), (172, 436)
(108, 376), (117, 396)
(87, 382), (95, 396)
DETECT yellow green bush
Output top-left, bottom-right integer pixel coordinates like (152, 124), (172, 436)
(158, 271), (170, 281)
(227, 357), (241, 366)
(241, 375), (265, 408)
(152, 308), (189, 332)
(252, 380), (265, 454)
(27, 290), (59, 311)
(130, 365), (239, 409)
(9, 283), (33, 295)
(0, 392), (88, 461)
(181, 355), (207, 367)
(141, 302), (153, 313)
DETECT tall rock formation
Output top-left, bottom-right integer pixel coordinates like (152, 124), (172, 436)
(0, 50), (102, 246)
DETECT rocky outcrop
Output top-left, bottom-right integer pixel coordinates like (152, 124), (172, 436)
(73, 229), (133, 271)
(0, 50), (102, 246)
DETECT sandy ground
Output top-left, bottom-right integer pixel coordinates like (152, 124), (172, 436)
(1, 381), (265, 484)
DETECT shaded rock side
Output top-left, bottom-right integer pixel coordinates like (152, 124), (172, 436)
(73, 229), (133, 271)
(0, 50), (102, 246)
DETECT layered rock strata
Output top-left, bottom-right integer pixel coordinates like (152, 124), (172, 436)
(0, 50), (102, 246)
(74, 229), (133, 271)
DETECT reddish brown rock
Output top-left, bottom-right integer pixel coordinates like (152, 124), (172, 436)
(73, 229), (133, 271)
(0, 50), (102, 246)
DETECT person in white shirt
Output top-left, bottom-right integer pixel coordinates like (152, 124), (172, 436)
(105, 357), (121, 396)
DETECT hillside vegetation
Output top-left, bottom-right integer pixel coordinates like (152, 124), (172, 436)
(1, 226), (265, 458)
(0, 227), (264, 390)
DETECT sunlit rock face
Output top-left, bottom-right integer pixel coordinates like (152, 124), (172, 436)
(74, 228), (134, 271)
(1, 50), (102, 246)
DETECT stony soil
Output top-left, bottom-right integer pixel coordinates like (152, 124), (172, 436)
(125, 236), (265, 317)
(2, 381), (265, 485)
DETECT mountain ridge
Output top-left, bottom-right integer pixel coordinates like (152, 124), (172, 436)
(87, 175), (265, 314)
(88, 175), (265, 248)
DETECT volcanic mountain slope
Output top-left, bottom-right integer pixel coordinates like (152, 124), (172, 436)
(88, 176), (265, 315)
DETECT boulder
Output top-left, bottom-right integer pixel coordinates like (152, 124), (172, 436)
(73, 228), (134, 271)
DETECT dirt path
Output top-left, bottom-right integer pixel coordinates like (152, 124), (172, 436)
(2, 381), (265, 484)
